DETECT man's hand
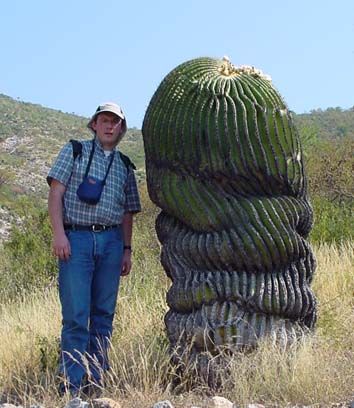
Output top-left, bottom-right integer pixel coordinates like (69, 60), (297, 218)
(121, 250), (132, 276)
(52, 232), (71, 261)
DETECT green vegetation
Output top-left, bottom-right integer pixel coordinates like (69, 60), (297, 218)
(0, 93), (87, 143)
(0, 198), (57, 301)
(311, 197), (353, 243)
(295, 106), (354, 140)
(306, 136), (353, 243)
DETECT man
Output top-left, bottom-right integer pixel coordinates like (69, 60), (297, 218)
(47, 102), (141, 395)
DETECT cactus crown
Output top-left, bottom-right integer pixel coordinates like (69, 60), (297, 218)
(218, 56), (272, 81)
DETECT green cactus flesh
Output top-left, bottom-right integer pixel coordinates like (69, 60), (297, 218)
(142, 57), (316, 366)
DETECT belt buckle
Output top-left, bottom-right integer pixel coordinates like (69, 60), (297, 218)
(92, 224), (101, 232)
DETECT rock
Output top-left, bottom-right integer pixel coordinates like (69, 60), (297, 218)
(209, 396), (235, 408)
(0, 405), (23, 408)
(64, 397), (89, 408)
(0, 403), (43, 408)
(152, 401), (174, 408)
(247, 405), (265, 408)
(91, 398), (121, 408)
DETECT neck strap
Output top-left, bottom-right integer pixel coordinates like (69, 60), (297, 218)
(84, 139), (115, 184)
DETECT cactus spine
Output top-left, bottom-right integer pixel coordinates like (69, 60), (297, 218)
(142, 57), (316, 373)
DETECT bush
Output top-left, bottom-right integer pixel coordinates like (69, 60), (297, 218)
(303, 135), (353, 244)
(0, 197), (57, 301)
(310, 196), (353, 244)
(305, 136), (353, 202)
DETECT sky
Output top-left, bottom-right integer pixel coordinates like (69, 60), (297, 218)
(1, 0), (353, 128)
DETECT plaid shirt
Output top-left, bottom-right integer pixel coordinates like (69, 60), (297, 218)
(48, 138), (141, 225)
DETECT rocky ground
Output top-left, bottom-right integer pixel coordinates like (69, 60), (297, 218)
(0, 396), (353, 408)
(0, 133), (52, 242)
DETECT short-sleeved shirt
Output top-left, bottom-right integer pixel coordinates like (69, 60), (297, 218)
(47, 138), (141, 225)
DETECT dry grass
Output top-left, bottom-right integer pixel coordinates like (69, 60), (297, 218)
(0, 238), (353, 407)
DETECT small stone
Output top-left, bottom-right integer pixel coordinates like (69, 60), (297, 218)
(91, 398), (121, 408)
(247, 405), (265, 408)
(209, 396), (235, 408)
(64, 397), (89, 408)
(0, 405), (23, 408)
(152, 401), (174, 408)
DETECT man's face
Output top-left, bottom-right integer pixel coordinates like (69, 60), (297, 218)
(92, 112), (123, 149)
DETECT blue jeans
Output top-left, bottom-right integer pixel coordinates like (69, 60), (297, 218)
(58, 227), (123, 391)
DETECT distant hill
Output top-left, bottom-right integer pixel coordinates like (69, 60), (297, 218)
(295, 106), (354, 140)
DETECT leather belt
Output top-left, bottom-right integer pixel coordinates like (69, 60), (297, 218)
(64, 224), (119, 232)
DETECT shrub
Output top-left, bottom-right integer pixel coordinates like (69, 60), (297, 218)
(0, 197), (57, 301)
(310, 196), (353, 244)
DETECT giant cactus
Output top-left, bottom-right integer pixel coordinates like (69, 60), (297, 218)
(142, 57), (316, 370)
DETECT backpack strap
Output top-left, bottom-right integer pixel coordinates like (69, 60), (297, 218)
(119, 151), (136, 170)
(69, 139), (136, 171)
(70, 139), (83, 160)
(47, 140), (82, 186)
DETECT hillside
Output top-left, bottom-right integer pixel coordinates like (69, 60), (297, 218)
(296, 106), (354, 140)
